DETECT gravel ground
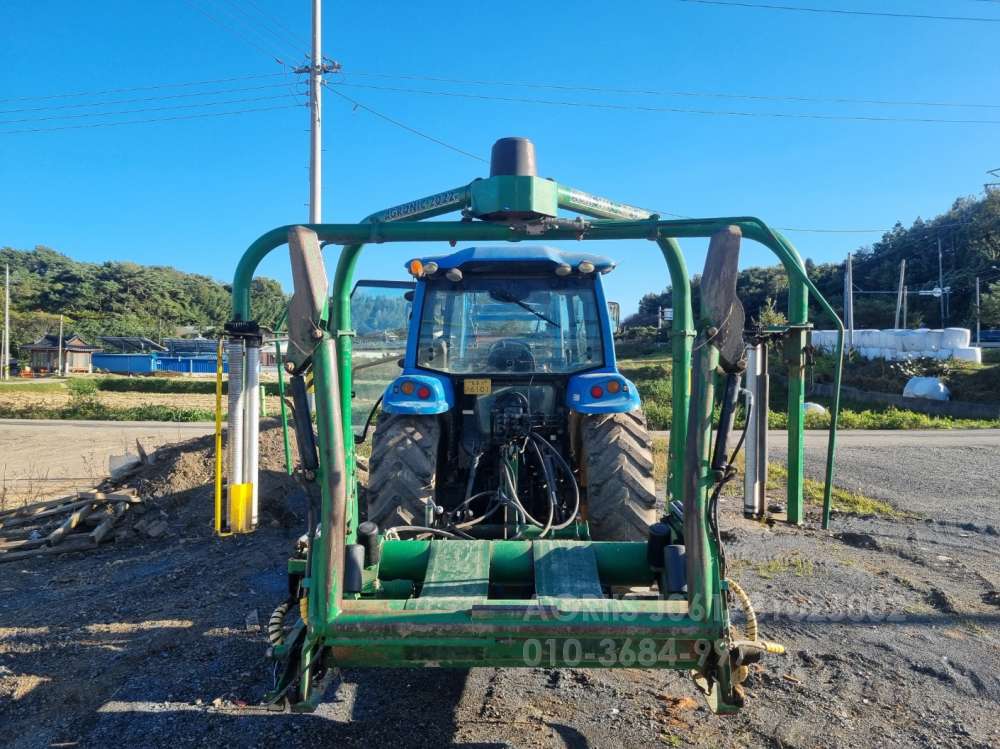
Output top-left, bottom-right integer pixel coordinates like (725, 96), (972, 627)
(1, 426), (998, 748)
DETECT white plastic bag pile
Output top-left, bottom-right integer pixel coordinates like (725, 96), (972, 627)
(810, 328), (981, 363)
(903, 376), (950, 401)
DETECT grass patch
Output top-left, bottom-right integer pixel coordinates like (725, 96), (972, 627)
(753, 556), (815, 579)
(0, 380), (65, 393)
(94, 376), (279, 396)
(768, 463), (907, 518)
(0, 401), (214, 422)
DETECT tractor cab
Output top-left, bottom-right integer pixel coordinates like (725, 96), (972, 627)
(365, 244), (651, 545)
(383, 246), (635, 413)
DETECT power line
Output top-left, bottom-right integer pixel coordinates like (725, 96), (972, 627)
(0, 93), (305, 126)
(322, 88), (894, 234)
(213, 0), (307, 58)
(0, 81), (305, 115)
(342, 70), (1000, 111)
(178, 0), (290, 65)
(0, 103), (303, 136)
(324, 84), (487, 163)
(240, 0), (311, 54)
(0, 72), (290, 104)
(674, 0), (1000, 23)
(326, 81), (1000, 126)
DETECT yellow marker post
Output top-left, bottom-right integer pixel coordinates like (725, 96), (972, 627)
(228, 483), (253, 533)
(214, 339), (230, 536)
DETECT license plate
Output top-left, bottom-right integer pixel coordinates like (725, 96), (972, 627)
(464, 378), (492, 395)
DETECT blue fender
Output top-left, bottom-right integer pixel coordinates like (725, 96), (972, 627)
(381, 372), (454, 415)
(566, 371), (641, 414)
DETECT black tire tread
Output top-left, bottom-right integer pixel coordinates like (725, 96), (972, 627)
(366, 413), (439, 528)
(581, 409), (658, 541)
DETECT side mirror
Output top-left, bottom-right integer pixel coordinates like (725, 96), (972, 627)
(404, 290), (415, 302)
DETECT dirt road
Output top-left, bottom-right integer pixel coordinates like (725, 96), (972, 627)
(0, 419), (215, 504)
(1, 425), (998, 748)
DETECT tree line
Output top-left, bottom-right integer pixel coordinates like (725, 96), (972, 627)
(625, 192), (1000, 331)
(0, 245), (287, 357)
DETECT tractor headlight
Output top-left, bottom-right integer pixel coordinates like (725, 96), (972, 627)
(445, 268), (463, 282)
(577, 261), (595, 274)
(555, 263), (572, 276)
(423, 261), (439, 275)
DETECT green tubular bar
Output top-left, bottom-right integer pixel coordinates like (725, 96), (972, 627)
(378, 539), (654, 586)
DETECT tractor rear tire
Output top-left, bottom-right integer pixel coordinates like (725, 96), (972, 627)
(581, 409), (658, 541)
(366, 413), (440, 530)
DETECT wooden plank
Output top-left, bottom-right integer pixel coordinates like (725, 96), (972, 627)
(0, 492), (136, 531)
(0, 534), (94, 564)
(89, 502), (127, 545)
(47, 502), (96, 545)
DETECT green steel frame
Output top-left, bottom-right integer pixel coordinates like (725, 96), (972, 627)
(231, 177), (845, 712)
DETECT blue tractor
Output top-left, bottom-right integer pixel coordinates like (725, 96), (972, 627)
(365, 245), (657, 541)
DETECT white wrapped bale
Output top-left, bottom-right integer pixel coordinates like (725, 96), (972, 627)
(902, 330), (924, 352)
(941, 328), (971, 349)
(926, 329), (942, 352)
(935, 349), (953, 360)
(952, 347), (982, 364)
(803, 402), (828, 416)
(810, 330), (831, 350)
(903, 376), (950, 401)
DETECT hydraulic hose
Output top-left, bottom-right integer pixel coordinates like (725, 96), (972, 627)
(267, 600), (291, 646)
(725, 578), (786, 655)
(726, 578), (758, 642)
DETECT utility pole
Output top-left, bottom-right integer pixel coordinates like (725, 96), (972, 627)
(937, 236), (946, 328)
(893, 258), (906, 329)
(57, 314), (64, 376)
(903, 285), (907, 329)
(295, 0), (339, 224)
(975, 276), (981, 346)
(0, 265), (9, 380)
(844, 253), (854, 350)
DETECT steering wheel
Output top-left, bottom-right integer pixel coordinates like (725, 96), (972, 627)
(486, 339), (535, 372)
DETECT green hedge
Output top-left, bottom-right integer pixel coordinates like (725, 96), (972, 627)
(95, 377), (280, 396)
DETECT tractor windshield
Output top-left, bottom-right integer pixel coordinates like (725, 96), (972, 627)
(416, 276), (604, 374)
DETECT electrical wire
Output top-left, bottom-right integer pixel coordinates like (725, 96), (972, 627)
(0, 72), (290, 104)
(215, 0), (308, 58)
(0, 103), (302, 136)
(0, 92), (305, 125)
(342, 70), (1000, 112)
(326, 81), (1000, 126)
(0, 81), (304, 115)
(241, 0), (312, 54)
(323, 82), (487, 163)
(673, 0), (1000, 23)
(178, 0), (290, 65)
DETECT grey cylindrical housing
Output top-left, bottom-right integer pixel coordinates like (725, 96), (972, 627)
(490, 137), (537, 177)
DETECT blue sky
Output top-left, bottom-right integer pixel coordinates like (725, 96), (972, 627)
(1, 1), (996, 315)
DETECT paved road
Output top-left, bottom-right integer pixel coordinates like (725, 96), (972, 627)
(775, 429), (1000, 522)
(0, 419), (216, 502)
(657, 429), (1000, 522)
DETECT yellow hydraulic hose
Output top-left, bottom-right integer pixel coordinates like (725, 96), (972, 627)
(726, 578), (786, 655)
